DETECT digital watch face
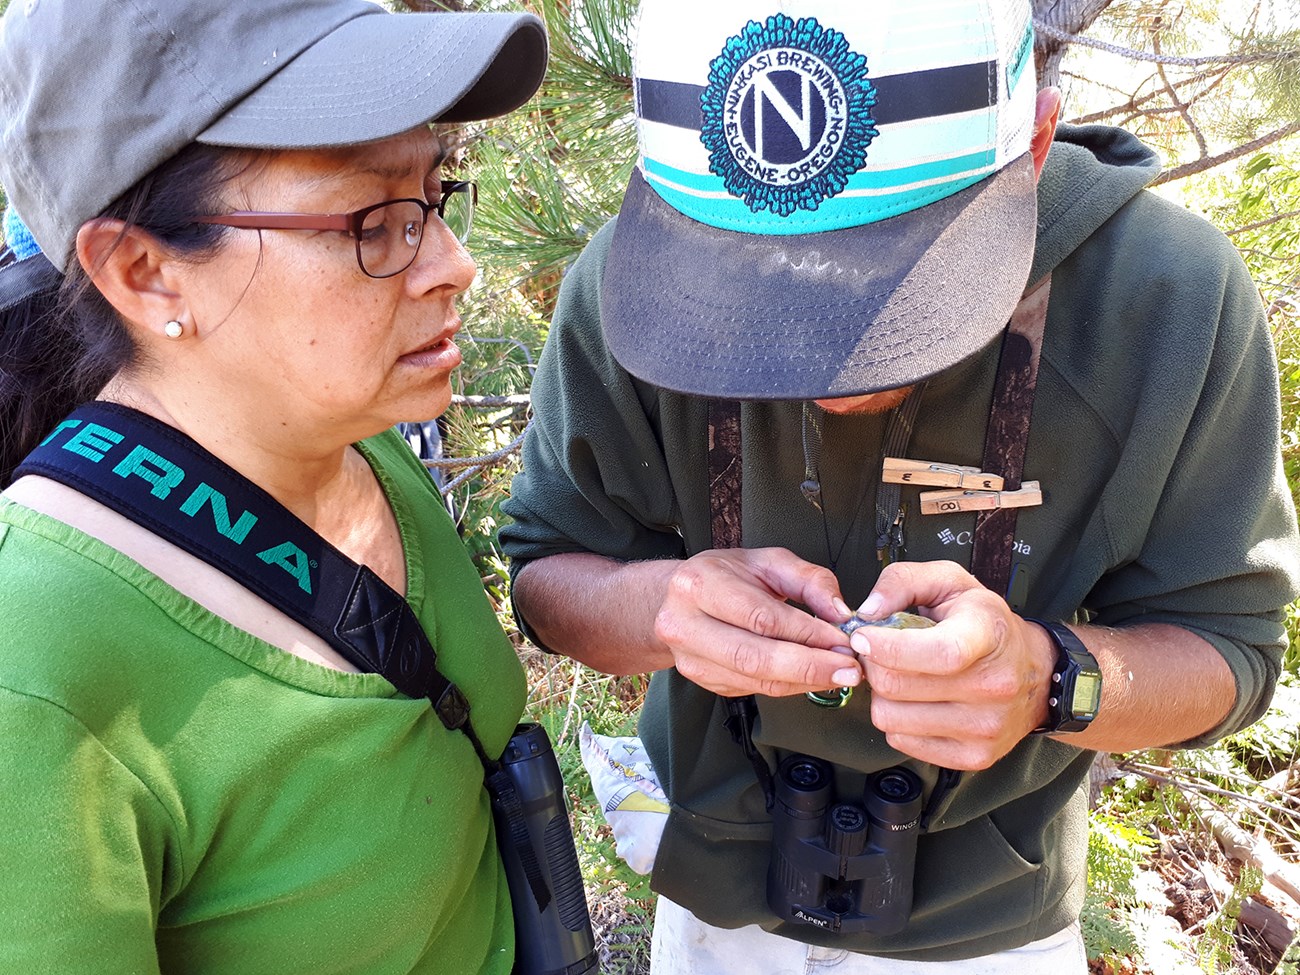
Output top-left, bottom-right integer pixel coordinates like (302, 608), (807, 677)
(1072, 670), (1102, 718)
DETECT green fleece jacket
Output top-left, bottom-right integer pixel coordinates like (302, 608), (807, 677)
(0, 430), (526, 974)
(500, 125), (1300, 959)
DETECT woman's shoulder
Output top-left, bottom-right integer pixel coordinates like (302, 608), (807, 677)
(0, 493), (255, 701)
(0, 500), (168, 733)
(0, 494), (144, 620)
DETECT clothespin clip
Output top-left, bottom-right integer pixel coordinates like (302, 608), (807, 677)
(882, 457), (1005, 491)
(918, 481), (1043, 515)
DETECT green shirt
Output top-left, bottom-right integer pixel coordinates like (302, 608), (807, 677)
(0, 429), (526, 974)
(500, 125), (1300, 959)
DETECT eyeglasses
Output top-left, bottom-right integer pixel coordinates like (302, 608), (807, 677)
(195, 180), (476, 279)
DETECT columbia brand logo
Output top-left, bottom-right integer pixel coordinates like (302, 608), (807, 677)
(938, 528), (1032, 556)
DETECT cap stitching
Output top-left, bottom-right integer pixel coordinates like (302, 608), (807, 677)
(238, 25), (446, 94)
(620, 272), (911, 315)
(123, 0), (225, 117)
(622, 317), (946, 372)
(218, 20), (475, 122)
(615, 274), (950, 352)
(623, 323), (944, 373)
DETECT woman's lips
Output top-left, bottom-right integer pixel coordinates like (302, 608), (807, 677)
(401, 333), (462, 369)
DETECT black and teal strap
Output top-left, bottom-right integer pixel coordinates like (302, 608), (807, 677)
(16, 401), (470, 727)
(18, 401), (558, 911)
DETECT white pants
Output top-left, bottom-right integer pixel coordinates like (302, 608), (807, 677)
(649, 896), (1088, 974)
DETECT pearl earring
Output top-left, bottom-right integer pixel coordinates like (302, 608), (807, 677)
(164, 320), (184, 339)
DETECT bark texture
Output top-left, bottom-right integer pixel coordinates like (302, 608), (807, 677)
(1033, 0), (1115, 87)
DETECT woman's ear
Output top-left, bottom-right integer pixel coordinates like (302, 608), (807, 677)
(75, 219), (188, 340)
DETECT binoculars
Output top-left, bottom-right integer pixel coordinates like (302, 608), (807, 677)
(767, 753), (923, 935)
(493, 722), (599, 975)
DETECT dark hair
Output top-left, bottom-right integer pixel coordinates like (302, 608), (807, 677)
(0, 143), (251, 486)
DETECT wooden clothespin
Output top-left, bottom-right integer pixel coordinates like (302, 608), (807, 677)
(918, 481), (1043, 515)
(882, 457), (1005, 491)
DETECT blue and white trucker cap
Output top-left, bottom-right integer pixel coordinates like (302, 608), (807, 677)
(601, 0), (1040, 400)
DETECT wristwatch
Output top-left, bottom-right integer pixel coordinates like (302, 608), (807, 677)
(1024, 618), (1103, 734)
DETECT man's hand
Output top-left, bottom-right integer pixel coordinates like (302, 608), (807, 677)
(655, 547), (864, 697)
(846, 560), (1056, 770)
(513, 548), (865, 697)
(517, 551), (1234, 756)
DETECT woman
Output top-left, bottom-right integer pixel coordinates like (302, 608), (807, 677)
(0, 2), (547, 972)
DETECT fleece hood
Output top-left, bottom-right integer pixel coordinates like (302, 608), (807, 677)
(1029, 122), (1163, 284)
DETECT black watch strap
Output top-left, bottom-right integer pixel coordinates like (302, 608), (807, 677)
(1025, 618), (1103, 734)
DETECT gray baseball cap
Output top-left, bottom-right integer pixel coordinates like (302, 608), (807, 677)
(0, 0), (548, 271)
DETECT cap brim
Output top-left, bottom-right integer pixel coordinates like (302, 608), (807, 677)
(601, 154), (1038, 401)
(198, 11), (547, 149)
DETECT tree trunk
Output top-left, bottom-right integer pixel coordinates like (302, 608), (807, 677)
(1033, 0), (1116, 87)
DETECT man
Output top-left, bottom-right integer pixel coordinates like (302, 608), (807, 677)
(501, 0), (1300, 969)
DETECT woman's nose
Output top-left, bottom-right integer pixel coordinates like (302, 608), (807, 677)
(408, 216), (477, 296)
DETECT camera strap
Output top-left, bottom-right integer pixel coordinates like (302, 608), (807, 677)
(706, 273), (1053, 827)
(969, 274), (1053, 598)
(16, 401), (552, 912)
(708, 399), (778, 811)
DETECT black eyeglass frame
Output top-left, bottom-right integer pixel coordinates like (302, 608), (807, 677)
(194, 179), (477, 279)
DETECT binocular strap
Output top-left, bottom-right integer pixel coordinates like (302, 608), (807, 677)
(17, 402), (555, 913)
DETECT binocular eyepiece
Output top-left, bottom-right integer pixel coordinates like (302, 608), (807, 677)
(767, 754), (923, 935)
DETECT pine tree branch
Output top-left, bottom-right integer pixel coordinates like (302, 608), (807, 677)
(1151, 122), (1300, 186)
(1154, 33), (1208, 157)
(1035, 18), (1300, 68)
(1182, 67), (1234, 112)
(1066, 66), (1228, 125)
(1118, 760), (1300, 822)
(1061, 68), (1138, 104)
(1226, 209), (1300, 237)
(452, 394), (532, 409)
